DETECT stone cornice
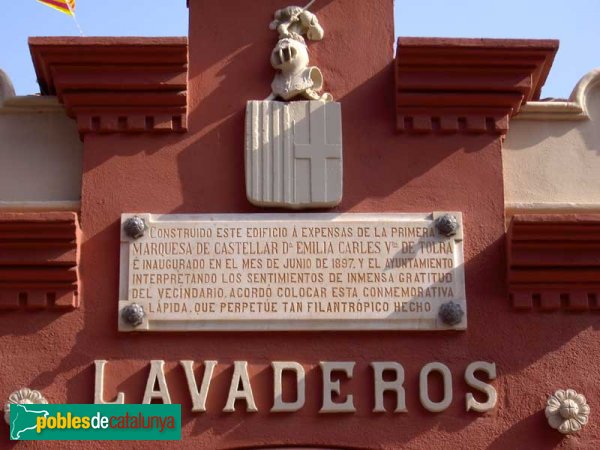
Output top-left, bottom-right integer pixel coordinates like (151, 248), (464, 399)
(507, 214), (600, 311)
(29, 37), (188, 137)
(0, 212), (80, 310)
(395, 37), (558, 134)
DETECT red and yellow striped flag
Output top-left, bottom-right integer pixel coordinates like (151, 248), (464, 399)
(36, 0), (76, 16)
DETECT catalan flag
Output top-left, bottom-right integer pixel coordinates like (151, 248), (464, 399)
(36, 0), (75, 16)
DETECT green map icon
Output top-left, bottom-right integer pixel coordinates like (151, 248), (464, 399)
(9, 403), (49, 440)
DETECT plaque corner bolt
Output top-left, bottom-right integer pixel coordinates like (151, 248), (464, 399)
(438, 301), (464, 326)
(435, 214), (460, 238)
(121, 303), (145, 327)
(123, 216), (147, 239)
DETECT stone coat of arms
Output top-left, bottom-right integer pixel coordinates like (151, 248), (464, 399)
(245, 2), (342, 209)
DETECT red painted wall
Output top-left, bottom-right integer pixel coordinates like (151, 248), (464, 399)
(1, 0), (598, 448)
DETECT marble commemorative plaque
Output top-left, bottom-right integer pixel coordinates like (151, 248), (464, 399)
(119, 213), (466, 331)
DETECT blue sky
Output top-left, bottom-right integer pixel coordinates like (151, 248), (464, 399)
(1, 1), (598, 98)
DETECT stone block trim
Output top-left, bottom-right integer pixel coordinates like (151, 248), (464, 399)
(29, 37), (188, 137)
(395, 38), (558, 135)
(507, 214), (600, 311)
(0, 212), (80, 310)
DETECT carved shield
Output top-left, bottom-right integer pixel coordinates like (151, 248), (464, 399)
(245, 100), (342, 209)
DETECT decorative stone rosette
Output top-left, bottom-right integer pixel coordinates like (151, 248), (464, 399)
(4, 388), (48, 424)
(545, 389), (590, 434)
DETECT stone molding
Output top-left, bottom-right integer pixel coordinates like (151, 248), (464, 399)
(29, 37), (188, 137)
(507, 214), (600, 311)
(395, 38), (558, 134)
(0, 212), (80, 310)
(516, 68), (600, 120)
(0, 68), (16, 105)
(504, 203), (600, 229)
(0, 96), (66, 115)
(506, 202), (600, 216)
(0, 201), (80, 212)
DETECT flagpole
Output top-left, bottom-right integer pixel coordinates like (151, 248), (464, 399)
(66, 1), (85, 36)
(302, 0), (318, 12)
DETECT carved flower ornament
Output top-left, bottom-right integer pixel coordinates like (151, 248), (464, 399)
(3, 388), (48, 424)
(545, 389), (590, 434)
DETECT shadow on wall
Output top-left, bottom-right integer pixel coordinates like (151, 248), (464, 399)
(177, 61), (497, 215)
(487, 410), (564, 450)
(241, 448), (356, 450)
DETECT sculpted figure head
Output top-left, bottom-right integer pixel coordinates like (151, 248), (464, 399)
(270, 38), (309, 73)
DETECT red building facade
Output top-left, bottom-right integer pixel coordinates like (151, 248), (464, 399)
(1, 1), (599, 448)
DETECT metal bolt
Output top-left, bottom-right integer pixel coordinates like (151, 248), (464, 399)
(438, 301), (464, 326)
(435, 214), (459, 237)
(123, 216), (146, 239)
(121, 303), (145, 327)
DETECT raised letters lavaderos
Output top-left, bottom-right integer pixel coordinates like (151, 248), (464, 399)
(94, 359), (497, 414)
(118, 212), (466, 332)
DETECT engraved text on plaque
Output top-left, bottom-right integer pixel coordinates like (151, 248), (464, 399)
(119, 213), (466, 331)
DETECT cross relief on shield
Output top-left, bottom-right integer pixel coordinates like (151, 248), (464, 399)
(245, 4), (343, 209)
